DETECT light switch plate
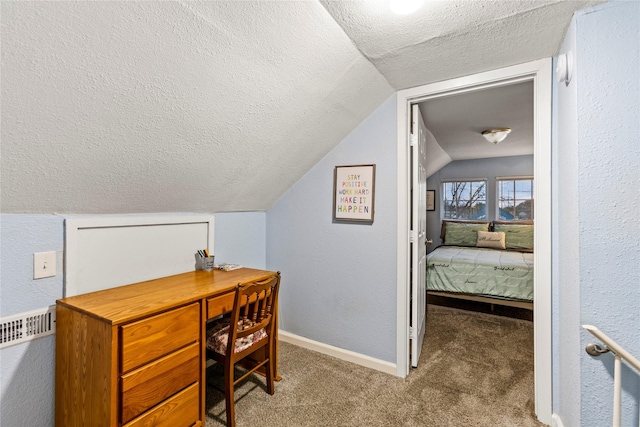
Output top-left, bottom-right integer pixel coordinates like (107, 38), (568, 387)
(34, 251), (56, 279)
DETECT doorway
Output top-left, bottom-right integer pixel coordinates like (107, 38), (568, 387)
(395, 59), (552, 425)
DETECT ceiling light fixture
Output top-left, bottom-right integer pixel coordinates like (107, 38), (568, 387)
(389, 0), (424, 15)
(482, 128), (512, 144)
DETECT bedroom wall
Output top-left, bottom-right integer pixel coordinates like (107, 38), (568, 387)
(0, 211), (266, 427)
(555, 2), (640, 426)
(266, 95), (397, 363)
(425, 155), (533, 252)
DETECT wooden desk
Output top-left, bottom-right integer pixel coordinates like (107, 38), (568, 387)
(55, 268), (278, 427)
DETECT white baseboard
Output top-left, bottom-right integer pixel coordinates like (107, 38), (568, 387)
(551, 413), (565, 427)
(278, 330), (397, 376)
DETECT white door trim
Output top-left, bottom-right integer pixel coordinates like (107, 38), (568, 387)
(395, 58), (552, 426)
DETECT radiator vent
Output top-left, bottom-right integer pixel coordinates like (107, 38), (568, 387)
(0, 305), (56, 349)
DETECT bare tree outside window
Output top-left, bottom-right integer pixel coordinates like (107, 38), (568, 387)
(442, 180), (487, 219)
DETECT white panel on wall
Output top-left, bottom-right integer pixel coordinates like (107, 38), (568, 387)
(64, 215), (214, 297)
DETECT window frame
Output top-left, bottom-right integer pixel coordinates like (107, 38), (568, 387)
(440, 178), (488, 220)
(496, 176), (534, 221)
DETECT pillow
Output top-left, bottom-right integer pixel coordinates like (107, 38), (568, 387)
(476, 231), (506, 250)
(444, 222), (490, 247)
(493, 223), (534, 251)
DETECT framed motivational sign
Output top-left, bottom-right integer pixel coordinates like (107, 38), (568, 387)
(333, 164), (376, 223)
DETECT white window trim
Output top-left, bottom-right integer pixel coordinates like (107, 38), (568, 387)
(441, 177), (488, 183)
(496, 176), (534, 221)
(496, 175), (534, 180)
(441, 179), (489, 220)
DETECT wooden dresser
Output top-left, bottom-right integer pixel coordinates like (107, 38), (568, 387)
(55, 268), (278, 427)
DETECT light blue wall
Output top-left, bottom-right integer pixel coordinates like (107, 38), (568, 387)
(553, 13), (582, 427)
(555, 2), (640, 426)
(214, 212), (266, 269)
(3, 5), (639, 425)
(0, 215), (63, 426)
(0, 212), (266, 426)
(425, 155), (533, 251)
(577, 2), (640, 425)
(266, 95), (397, 362)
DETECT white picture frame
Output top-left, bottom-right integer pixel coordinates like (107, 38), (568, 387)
(333, 164), (376, 223)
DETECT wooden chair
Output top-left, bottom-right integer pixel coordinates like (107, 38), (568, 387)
(205, 272), (281, 427)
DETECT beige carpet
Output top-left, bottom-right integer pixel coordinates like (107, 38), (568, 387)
(205, 304), (546, 426)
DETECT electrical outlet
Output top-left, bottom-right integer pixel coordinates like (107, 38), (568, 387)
(34, 251), (56, 279)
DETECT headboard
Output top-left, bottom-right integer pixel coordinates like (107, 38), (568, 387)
(439, 219), (534, 251)
(64, 215), (214, 297)
(439, 220), (491, 241)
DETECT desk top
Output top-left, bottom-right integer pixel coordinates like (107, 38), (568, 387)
(57, 268), (277, 325)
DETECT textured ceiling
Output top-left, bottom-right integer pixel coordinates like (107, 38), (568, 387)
(1, 1), (603, 214)
(321, 0), (604, 89)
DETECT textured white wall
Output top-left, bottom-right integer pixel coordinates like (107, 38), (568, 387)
(266, 95), (397, 362)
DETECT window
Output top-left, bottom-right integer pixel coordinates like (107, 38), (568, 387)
(442, 180), (487, 220)
(497, 177), (534, 220)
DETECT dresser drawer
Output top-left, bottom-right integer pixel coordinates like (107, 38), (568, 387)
(206, 291), (235, 319)
(123, 382), (200, 427)
(121, 342), (200, 424)
(121, 302), (200, 372)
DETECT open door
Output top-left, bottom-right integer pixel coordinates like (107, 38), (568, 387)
(410, 104), (428, 368)
(397, 59), (552, 424)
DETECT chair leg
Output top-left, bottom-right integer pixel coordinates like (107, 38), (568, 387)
(224, 364), (236, 427)
(265, 342), (275, 395)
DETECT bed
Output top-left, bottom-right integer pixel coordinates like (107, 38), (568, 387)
(426, 220), (534, 310)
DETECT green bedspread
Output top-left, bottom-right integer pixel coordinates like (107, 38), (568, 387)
(426, 246), (534, 301)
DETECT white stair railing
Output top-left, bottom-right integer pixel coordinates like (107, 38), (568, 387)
(583, 324), (640, 427)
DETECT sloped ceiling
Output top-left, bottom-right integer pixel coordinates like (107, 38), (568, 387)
(1, 1), (603, 214)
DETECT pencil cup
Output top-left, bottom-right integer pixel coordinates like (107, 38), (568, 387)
(195, 254), (215, 271)
(202, 256), (215, 271)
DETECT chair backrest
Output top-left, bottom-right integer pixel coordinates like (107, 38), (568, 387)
(226, 272), (281, 354)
